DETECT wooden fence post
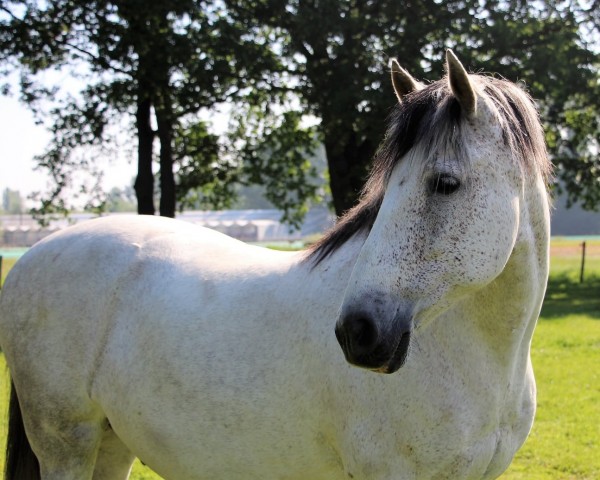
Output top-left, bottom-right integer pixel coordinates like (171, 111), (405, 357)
(580, 241), (586, 284)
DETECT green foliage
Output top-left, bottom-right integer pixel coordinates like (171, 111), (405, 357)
(104, 186), (137, 212)
(468, 2), (600, 213)
(174, 120), (239, 211)
(231, 108), (322, 227)
(1, 0), (599, 224)
(1, 0), (316, 224)
(232, 184), (276, 210)
(227, 0), (600, 214)
(553, 101), (600, 211)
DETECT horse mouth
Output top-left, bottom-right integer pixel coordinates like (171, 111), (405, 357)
(373, 331), (411, 374)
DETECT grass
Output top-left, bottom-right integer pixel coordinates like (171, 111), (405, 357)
(498, 239), (600, 479)
(0, 257), (16, 288)
(500, 306), (600, 479)
(0, 239), (599, 479)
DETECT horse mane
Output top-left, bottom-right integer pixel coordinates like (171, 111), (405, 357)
(306, 75), (551, 266)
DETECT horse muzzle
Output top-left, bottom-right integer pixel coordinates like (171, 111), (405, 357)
(335, 301), (413, 374)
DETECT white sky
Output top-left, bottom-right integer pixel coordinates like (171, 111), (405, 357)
(0, 93), (138, 205)
(0, 94), (51, 195)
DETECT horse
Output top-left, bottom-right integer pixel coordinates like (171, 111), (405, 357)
(0, 50), (551, 480)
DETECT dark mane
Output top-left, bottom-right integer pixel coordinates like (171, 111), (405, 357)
(306, 75), (551, 266)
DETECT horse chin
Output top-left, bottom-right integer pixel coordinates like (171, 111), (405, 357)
(373, 331), (412, 374)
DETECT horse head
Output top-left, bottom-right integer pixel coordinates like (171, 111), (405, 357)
(332, 50), (551, 373)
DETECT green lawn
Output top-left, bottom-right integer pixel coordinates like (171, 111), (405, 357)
(1, 239), (599, 479)
(499, 240), (600, 479)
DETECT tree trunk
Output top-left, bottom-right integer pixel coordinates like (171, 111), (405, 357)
(324, 131), (375, 217)
(134, 97), (155, 215)
(155, 104), (176, 218)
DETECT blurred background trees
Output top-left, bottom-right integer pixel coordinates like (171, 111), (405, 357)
(1, 0), (598, 224)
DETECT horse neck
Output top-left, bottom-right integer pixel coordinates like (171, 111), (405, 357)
(291, 234), (367, 311)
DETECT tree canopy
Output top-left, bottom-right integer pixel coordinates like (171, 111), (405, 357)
(1, 0), (599, 222)
(0, 0), (321, 225)
(227, 0), (600, 215)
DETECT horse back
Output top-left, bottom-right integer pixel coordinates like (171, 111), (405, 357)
(0, 215), (283, 397)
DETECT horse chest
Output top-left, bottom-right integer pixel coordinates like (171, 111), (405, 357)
(332, 362), (534, 480)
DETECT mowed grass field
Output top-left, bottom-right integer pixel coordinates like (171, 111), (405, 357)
(1, 238), (599, 479)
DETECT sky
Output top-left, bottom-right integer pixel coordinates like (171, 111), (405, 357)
(0, 94), (51, 196)
(0, 93), (137, 207)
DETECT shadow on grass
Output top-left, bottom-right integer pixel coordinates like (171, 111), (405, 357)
(541, 273), (600, 320)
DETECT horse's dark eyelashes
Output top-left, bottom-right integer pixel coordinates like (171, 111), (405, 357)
(429, 173), (461, 196)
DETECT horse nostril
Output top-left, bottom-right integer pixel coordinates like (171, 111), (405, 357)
(350, 317), (378, 351)
(341, 315), (379, 355)
(335, 300), (414, 371)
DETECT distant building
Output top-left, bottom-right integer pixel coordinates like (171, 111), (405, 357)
(0, 214), (59, 246)
(3, 190), (600, 247)
(176, 208), (334, 242)
(0, 208), (335, 247)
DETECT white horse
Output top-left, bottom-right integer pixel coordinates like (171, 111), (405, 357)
(0, 50), (551, 480)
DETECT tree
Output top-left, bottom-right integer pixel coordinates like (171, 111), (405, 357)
(2, 1), (598, 223)
(457, 1), (600, 211)
(0, 0), (241, 218)
(1, 0), (319, 224)
(105, 185), (137, 212)
(227, 0), (599, 216)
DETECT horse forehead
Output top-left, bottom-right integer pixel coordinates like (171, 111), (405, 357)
(463, 100), (515, 171)
(470, 95), (504, 139)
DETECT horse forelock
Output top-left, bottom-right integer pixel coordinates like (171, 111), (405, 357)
(306, 75), (551, 266)
(480, 79), (552, 183)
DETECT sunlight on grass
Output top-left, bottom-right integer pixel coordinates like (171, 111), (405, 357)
(131, 461), (163, 479)
(500, 316), (600, 479)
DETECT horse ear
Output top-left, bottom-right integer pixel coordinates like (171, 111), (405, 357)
(446, 49), (477, 117)
(390, 58), (422, 103)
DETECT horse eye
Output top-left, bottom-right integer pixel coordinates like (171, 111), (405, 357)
(430, 173), (461, 196)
